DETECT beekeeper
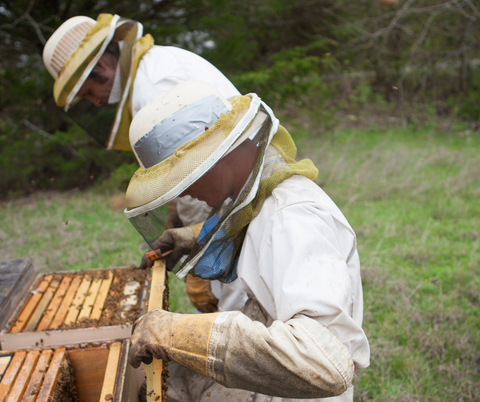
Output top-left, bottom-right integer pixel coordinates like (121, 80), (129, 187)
(43, 13), (245, 312)
(125, 80), (370, 401)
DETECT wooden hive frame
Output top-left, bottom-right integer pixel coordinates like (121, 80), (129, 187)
(0, 340), (136, 402)
(0, 267), (148, 351)
(145, 260), (168, 402)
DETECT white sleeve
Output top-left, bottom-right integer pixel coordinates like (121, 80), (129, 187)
(239, 197), (370, 369)
(207, 311), (354, 398)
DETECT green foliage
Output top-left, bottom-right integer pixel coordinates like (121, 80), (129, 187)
(2, 0), (480, 198)
(0, 121), (135, 198)
(232, 46), (342, 138)
(446, 73), (480, 122)
(349, 81), (375, 107)
(232, 47), (324, 106)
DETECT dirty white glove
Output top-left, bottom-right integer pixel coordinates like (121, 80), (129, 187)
(129, 309), (220, 375)
(130, 309), (354, 399)
(138, 223), (203, 270)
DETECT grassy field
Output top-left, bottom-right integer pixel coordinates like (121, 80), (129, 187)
(2, 125), (479, 400)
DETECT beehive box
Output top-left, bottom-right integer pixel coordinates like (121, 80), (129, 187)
(0, 259), (35, 330)
(0, 340), (136, 402)
(0, 267), (149, 350)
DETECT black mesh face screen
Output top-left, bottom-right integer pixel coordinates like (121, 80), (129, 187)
(67, 101), (117, 147)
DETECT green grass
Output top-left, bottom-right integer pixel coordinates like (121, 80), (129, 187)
(2, 125), (480, 399)
(295, 125), (480, 401)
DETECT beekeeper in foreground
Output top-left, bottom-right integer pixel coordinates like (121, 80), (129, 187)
(125, 80), (370, 401)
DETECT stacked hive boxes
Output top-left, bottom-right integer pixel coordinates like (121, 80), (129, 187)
(0, 260), (149, 401)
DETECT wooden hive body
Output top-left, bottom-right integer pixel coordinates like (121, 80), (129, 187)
(0, 340), (136, 402)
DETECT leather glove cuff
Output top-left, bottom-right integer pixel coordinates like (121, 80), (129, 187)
(185, 274), (218, 313)
(168, 313), (220, 376)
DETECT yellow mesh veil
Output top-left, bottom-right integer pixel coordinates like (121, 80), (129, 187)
(228, 124), (318, 242)
(113, 34), (154, 150)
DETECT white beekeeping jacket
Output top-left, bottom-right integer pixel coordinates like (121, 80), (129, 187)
(210, 174), (370, 401)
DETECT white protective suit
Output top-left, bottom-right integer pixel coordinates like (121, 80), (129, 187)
(166, 174), (370, 402)
(116, 45), (247, 310)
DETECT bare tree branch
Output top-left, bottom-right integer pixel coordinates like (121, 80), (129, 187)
(21, 119), (52, 138)
(0, 0), (48, 44)
(451, 0), (478, 20)
(410, 12), (437, 53)
(25, 14), (46, 44)
(464, 0), (480, 17)
(348, 0), (418, 47)
(2, 116), (88, 161)
(321, 7), (370, 36)
(396, 23), (415, 37)
(0, 0), (35, 29)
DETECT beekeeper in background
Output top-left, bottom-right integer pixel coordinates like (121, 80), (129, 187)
(125, 80), (370, 401)
(43, 13), (247, 313)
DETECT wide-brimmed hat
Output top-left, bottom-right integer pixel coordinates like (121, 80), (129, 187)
(43, 16), (96, 80)
(44, 14), (141, 110)
(124, 80), (271, 215)
(43, 14), (151, 151)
